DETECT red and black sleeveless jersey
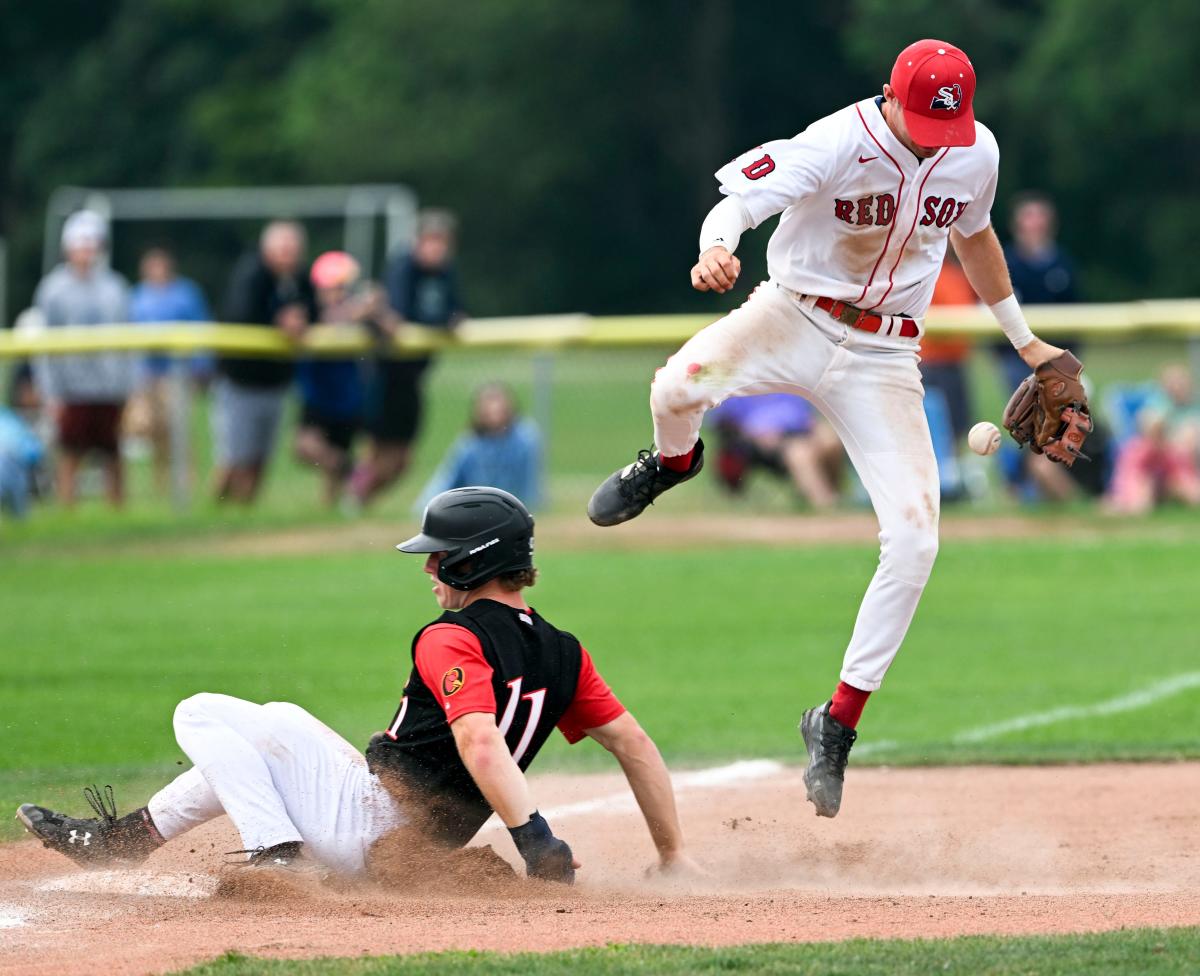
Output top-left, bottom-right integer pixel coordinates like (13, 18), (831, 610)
(366, 599), (597, 846)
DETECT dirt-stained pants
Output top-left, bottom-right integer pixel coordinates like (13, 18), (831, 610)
(651, 282), (939, 691)
(147, 693), (403, 875)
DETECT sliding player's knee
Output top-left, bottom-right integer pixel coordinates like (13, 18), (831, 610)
(173, 692), (220, 730)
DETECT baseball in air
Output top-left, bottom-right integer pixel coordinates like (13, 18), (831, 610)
(968, 421), (1002, 456)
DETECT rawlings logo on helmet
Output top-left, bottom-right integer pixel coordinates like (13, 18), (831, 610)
(929, 84), (962, 112)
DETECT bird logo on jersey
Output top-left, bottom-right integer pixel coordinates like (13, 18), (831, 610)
(929, 84), (963, 112)
(442, 667), (465, 697)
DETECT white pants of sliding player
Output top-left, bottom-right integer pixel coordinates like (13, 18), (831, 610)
(651, 281), (939, 692)
(146, 693), (404, 876)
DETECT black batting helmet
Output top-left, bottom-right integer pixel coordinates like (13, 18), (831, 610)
(396, 487), (534, 591)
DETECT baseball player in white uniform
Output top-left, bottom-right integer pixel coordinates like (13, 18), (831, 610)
(588, 39), (1074, 818)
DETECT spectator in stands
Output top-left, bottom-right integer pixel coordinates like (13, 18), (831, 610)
(1150, 364), (1200, 452)
(127, 246), (212, 494)
(1107, 365), (1200, 514)
(416, 383), (541, 512)
(0, 405), (44, 520)
(997, 193), (1079, 387)
(996, 193), (1085, 504)
(31, 211), (135, 507)
(707, 393), (841, 509)
(1108, 413), (1200, 515)
(920, 253), (977, 501)
(213, 221), (316, 504)
(294, 251), (386, 508)
(348, 210), (464, 507)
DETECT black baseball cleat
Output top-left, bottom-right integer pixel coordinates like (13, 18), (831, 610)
(239, 841), (305, 868)
(587, 440), (705, 526)
(17, 786), (153, 867)
(227, 841), (329, 881)
(799, 701), (857, 818)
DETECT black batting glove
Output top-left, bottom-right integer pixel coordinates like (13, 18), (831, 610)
(508, 811), (575, 885)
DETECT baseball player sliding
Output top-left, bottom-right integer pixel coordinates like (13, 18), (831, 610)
(589, 40), (1091, 817)
(18, 488), (698, 883)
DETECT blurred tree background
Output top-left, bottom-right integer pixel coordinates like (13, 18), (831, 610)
(2, 0), (1197, 317)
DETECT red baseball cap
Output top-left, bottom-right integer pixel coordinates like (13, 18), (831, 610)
(890, 39), (976, 148)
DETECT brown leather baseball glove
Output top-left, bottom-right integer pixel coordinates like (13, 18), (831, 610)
(1002, 350), (1093, 466)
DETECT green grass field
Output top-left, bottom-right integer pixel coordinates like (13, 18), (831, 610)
(3, 521), (1198, 840)
(4, 337), (1198, 973)
(177, 928), (1200, 976)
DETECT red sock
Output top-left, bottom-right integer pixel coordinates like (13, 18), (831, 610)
(658, 448), (694, 473)
(828, 681), (870, 729)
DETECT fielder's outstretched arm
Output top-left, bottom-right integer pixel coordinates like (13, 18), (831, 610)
(950, 224), (1064, 368)
(584, 712), (697, 872)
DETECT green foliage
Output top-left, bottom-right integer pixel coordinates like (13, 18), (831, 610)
(4, 2), (1195, 317)
(176, 928), (1200, 975)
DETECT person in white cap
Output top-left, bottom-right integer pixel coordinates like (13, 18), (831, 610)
(31, 210), (135, 507)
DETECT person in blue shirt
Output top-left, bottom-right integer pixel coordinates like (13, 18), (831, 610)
(416, 383), (542, 513)
(0, 406), (45, 519)
(128, 247), (212, 493)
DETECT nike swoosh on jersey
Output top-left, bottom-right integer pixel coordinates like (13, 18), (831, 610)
(858, 155), (878, 164)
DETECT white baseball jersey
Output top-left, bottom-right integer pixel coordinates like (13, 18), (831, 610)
(715, 96), (999, 318)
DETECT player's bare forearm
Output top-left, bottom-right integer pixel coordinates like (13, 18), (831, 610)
(949, 225), (1012, 306)
(451, 712), (534, 828)
(951, 225), (1063, 368)
(586, 713), (687, 864)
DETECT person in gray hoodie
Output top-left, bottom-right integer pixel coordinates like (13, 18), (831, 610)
(32, 211), (135, 507)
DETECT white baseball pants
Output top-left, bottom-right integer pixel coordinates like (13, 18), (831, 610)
(146, 693), (403, 875)
(651, 282), (939, 691)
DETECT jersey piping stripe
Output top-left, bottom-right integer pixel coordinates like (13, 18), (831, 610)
(865, 146), (951, 311)
(852, 103), (906, 306)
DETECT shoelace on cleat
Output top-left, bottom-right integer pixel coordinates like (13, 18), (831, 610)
(83, 784), (119, 827)
(818, 724), (857, 778)
(616, 449), (660, 505)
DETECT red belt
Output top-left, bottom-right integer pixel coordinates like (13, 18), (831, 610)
(813, 296), (919, 339)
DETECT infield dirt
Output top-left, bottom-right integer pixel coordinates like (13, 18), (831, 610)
(2, 762), (1198, 975)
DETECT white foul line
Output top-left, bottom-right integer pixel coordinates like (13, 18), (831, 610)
(952, 671), (1200, 744)
(858, 671), (1200, 758)
(544, 674), (1200, 818)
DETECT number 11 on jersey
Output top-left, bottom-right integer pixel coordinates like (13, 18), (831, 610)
(497, 677), (547, 764)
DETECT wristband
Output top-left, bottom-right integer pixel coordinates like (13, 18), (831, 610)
(988, 294), (1036, 350)
(508, 811), (554, 860)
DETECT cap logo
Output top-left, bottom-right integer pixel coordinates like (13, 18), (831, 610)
(468, 537), (500, 556)
(930, 84), (962, 112)
(442, 667), (465, 697)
